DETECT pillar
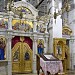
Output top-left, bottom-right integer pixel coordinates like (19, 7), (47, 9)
(69, 39), (75, 70)
(69, 40), (73, 70)
(6, 35), (12, 75)
(32, 36), (37, 73)
(48, 0), (55, 53)
(45, 23), (48, 33)
(33, 19), (37, 32)
(44, 37), (48, 53)
(8, 12), (13, 30)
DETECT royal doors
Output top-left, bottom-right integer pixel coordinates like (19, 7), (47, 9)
(12, 36), (33, 73)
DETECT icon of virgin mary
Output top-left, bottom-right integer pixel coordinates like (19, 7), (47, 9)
(0, 38), (6, 60)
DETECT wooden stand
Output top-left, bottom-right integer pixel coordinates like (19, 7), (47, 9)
(36, 54), (62, 75)
(36, 54), (40, 75)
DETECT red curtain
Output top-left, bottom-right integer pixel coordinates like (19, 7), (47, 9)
(12, 36), (33, 49)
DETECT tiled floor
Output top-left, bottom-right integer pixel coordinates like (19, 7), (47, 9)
(13, 70), (75, 75)
(14, 74), (37, 75)
(13, 73), (38, 75)
(13, 73), (40, 75)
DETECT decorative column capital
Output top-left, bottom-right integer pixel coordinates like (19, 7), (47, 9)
(33, 37), (37, 42)
(5, 35), (12, 40)
(30, 36), (37, 42)
(8, 12), (14, 30)
(33, 19), (37, 32)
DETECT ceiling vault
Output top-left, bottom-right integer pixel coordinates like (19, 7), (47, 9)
(35, 0), (44, 8)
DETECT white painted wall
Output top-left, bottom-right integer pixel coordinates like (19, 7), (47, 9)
(53, 1), (62, 38)
(67, 8), (75, 69)
(48, 0), (62, 53)
(53, 15), (62, 38)
(62, 1), (75, 69)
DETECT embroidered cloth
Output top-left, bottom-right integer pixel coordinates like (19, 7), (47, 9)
(40, 57), (63, 75)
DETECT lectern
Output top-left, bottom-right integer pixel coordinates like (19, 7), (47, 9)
(36, 54), (63, 75)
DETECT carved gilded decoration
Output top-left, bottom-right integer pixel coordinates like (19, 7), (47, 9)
(37, 39), (44, 45)
(36, 14), (50, 33)
(53, 38), (70, 72)
(62, 26), (72, 35)
(12, 5), (34, 32)
(53, 38), (66, 60)
(16, 6), (32, 15)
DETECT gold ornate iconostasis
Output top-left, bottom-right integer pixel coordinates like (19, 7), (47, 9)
(11, 6), (33, 32)
(0, 6), (46, 33)
(53, 38), (70, 72)
(0, 36), (6, 60)
(12, 36), (33, 73)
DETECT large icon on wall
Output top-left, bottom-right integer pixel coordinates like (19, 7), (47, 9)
(0, 36), (6, 60)
(62, 26), (72, 36)
(53, 38), (66, 60)
(12, 19), (33, 32)
(37, 24), (46, 33)
(56, 45), (62, 55)
(0, 18), (8, 29)
(37, 39), (44, 54)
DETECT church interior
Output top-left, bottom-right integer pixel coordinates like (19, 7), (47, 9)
(0, 0), (75, 75)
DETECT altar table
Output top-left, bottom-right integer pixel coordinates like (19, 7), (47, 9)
(36, 54), (63, 75)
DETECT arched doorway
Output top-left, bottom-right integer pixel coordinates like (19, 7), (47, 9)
(12, 36), (33, 73)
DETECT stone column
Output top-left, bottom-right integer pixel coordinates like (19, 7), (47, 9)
(6, 35), (12, 75)
(33, 19), (37, 32)
(32, 36), (37, 73)
(70, 39), (75, 70)
(44, 36), (48, 53)
(51, 0), (55, 24)
(8, 12), (13, 30)
(69, 40), (73, 70)
(48, 0), (55, 53)
(69, 22), (75, 70)
(45, 23), (48, 33)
